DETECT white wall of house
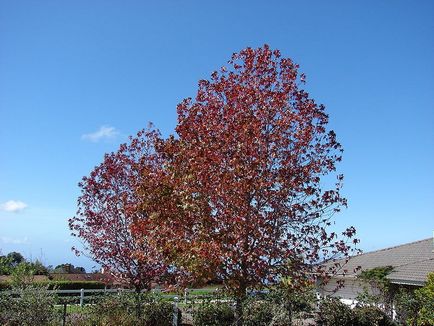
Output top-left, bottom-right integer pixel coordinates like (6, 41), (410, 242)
(319, 277), (369, 302)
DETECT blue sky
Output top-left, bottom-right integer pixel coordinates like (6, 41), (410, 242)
(1, 1), (433, 270)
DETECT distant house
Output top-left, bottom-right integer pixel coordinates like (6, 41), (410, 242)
(318, 238), (434, 304)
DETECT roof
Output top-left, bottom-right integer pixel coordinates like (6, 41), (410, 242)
(332, 238), (434, 286)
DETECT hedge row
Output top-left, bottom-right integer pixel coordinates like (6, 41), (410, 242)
(0, 280), (107, 290)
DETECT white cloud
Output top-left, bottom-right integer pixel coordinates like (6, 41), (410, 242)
(0, 200), (28, 213)
(1, 236), (29, 244)
(81, 125), (120, 142)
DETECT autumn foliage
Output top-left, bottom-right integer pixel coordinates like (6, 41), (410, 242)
(145, 45), (357, 294)
(71, 45), (358, 305)
(69, 127), (168, 291)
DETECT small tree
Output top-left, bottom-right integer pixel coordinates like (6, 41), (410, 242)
(141, 45), (358, 324)
(69, 127), (168, 292)
(357, 266), (395, 316)
(414, 272), (434, 325)
(0, 251), (25, 275)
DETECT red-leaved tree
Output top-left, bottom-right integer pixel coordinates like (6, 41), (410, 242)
(141, 45), (358, 320)
(69, 127), (168, 291)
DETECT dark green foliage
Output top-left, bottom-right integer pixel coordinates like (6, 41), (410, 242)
(353, 305), (397, 326)
(316, 297), (355, 326)
(358, 266), (394, 293)
(316, 297), (397, 326)
(0, 280), (107, 291)
(0, 252), (47, 276)
(268, 286), (316, 315)
(7, 252), (25, 268)
(243, 300), (274, 326)
(141, 300), (175, 326)
(53, 263), (86, 274)
(415, 272), (434, 326)
(0, 255), (13, 275)
(193, 301), (235, 326)
(393, 273), (434, 326)
(357, 266), (395, 316)
(43, 280), (107, 290)
(394, 287), (421, 325)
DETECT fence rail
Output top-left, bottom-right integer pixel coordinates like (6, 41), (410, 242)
(4, 287), (219, 306)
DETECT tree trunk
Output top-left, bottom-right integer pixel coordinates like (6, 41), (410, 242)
(235, 297), (244, 326)
(135, 287), (142, 320)
(235, 284), (247, 326)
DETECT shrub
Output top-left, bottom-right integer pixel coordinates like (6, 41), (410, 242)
(353, 305), (396, 326)
(87, 292), (174, 326)
(415, 272), (434, 326)
(0, 285), (59, 326)
(316, 297), (397, 326)
(267, 286), (316, 316)
(193, 301), (235, 326)
(316, 297), (354, 326)
(393, 288), (420, 325)
(243, 300), (274, 326)
(142, 300), (174, 326)
(40, 280), (107, 290)
(0, 280), (107, 291)
(243, 299), (291, 326)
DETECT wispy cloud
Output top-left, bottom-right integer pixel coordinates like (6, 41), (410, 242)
(81, 125), (120, 142)
(0, 200), (28, 213)
(1, 236), (29, 244)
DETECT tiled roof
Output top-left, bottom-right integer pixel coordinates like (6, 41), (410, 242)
(332, 238), (434, 286)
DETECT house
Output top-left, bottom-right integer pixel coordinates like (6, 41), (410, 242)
(318, 238), (434, 304)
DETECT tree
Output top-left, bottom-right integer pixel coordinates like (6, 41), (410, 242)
(0, 252), (48, 277)
(142, 45), (358, 323)
(0, 253), (13, 275)
(69, 127), (168, 291)
(414, 272), (434, 325)
(53, 263), (86, 274)
(7, 252), (25, 267)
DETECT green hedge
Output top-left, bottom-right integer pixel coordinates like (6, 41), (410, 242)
(0, 280), (107, 290)
(39, 280), (107, 290)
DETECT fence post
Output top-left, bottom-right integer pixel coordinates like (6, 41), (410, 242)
(62, 302), (67, 326)
(184, 288), (188, 304)
(80, 288), (84, 307)
(173, 296), (179, 326)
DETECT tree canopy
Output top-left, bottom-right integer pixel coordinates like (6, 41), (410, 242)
(69, 127), (168, 291)
(71, 46), (358, 319)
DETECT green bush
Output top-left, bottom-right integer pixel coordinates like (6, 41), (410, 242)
(40, 280), (107, 290)
(316, 297), (397, 326)
(0, 285), (59, 326)
(243, 299), (291, 326)
(193, 301), (235, 326)
(86, 292), (174, 326)
(243, 300), (274, 325)
(415, 272), (434, 326)
(0, 280), (107, 291)
(142, 300), (174, 326)
(353, 305), (396, 326)
(316, 297), (355, 326)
